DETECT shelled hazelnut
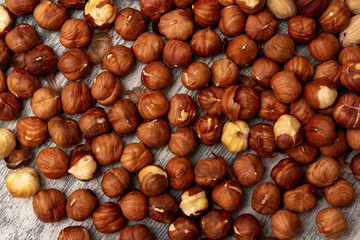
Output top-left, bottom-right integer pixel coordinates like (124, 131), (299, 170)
(211, 58), (239, 87)
(0, 128), (16, 159)
(58, 48), (90, 81)
(36, 147), (69, 179)
(30, 88), (61, 119)
(251, 58), (279, 88)
(168, 128), (197, 157)
(226, 34), (258, 67)
(92, 133), (122, 165)
(5, 0), (39, 15)
(5, 23), (38, 53)
(324, 178), (354, 208)
(168, 216), (200, 240)
(201, 209), (232, 240)
(284, 56), (314, 85)
(5, 167), (39, 198)
(294, 0), (327, 17)
(108, 99), (140, 136)
(316, 207), (347, 238)
(66, 189), (97, 221)
(284, 184), (319, 213)
(193, 114), (224, 146)
(273, 114), (302, 150)
(221, 120), (250, 153)
(119, 191), (148, 221)
(251, 182), (281, 215)
(197, 87), (224, 115)
(33, 0), (68, 30)
(289, 97), (315, 124)
(140, 0), (172, 21)
(138, 91), (169, 120)
(0, 39), (10, 66)
(194, 157), (227, 188)
(271, 158), (303, 190)
(168, 94), (196, 127)
(233, 153), (264, 186)
(271, 71), (301, 104)
(249, 123), (277, 158)
(258, 90), (288, 121)
(61, 82), (91, 115)
(159, 9), (194, 41)
(351, 154), (360, 180)
(24, 44), (58, 77)
(120, 225), (153, 240)
(192, 0), (221, 28)
(33, 189), (66, 223)
(340, 60), (360, 91)
(287, 141), (318, 164)
(149, 193), (178, 223)
(84, 0), (117, 29)
(138, 165), (168, 196)
(92, 202), (125, 234)
(347, 129), (360, 151)
(17, 117), (47, 147)
(102, 168), (130, 198)
(267, 0), (297, 19)
(333, 93), (360, 129)
(68, 151), (98, 181)
(271, 210), (301, 239)
(133, 33), (164, 64)
(115, 8), (146, 41)
(306, 157), (341, 187)
(308, 33), (340, 61)
(166, 157), (194, 190)
(245, 9), (278, 42)
(212, 179), (243, 212)
(103, 45), (134, 76)
(179, 186), (208, 217)
(181, 62), (210, 90)
(304, 114), (337, 147)
(91, 71), (122, 106)
(48, 116), (79, 148)
(121, 143), (152, 173)
(219, 6), (246, 37)
(288, 15), (316, 43)
(319, 130), (348, 157)
(319, 0), (350, 33)
(191, 28), (222, 57)
(313, 60), (341, 88)
(6, 68), (39, 99)
(58, 226), (90, 240)
(163, 40), (192, 68)
(58, 0), (85, 9)
(136, 119), (170, 148)
(339, 45), (360, 66)
(233, 214), (262, 240)
(0, 92), (20, 121)
(88, 32), (113, 64)
(141, 61), (171, 91)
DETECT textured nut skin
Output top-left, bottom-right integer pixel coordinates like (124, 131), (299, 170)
(48, 116), (79, 148)
(0, 92), (21, 121)
(6, 68), (39, 99)
(138, 165), (168, 196)
(163, 39), (192, 68)
(58, 48), (90, 81)
(347, 129), (360, 151)
(140, 0), (172, 21)
(226, 34), (258, 67)
(17, 117), (48, 147)
(197, 87), (224, 115)
(284, 56), (314, 85)
(0, 39), (10, 66)
(138, 91), (169, 120)
(121, 143), (152, 173)
(120, 225), (153, 240)
(33, 189), (66, 223)
(211, 58), (240, 87)
(119, 191), (148, 221)
(168, 128), (197, 157)
(308, 33), (340, 61)
(339, 45), (360, 66)
(62, 82), (91, 115)
(233, 214), (262, 240)
(316, 207), (347, 238)
(31, 88), (61, 119)
(273, 114), (303, 150)
(271, 158), (303, 190)
(149, 193), (178, 223)
(141, 61), (171, 91)
(319, 130), (348, 157)
(5, 23), (38, 53)
(136, 119), (170, 148)
(271, 210), (301, 239)
(284, 184), (319, 213)
(319, 0), (350, 33)
(324, 178), (354, 208)
(79, 107), (110, 138)
(266, 0), (297, 19)
(233, 153), (264, 186)
(66, 189), (97, 222)
(289, 97), (315, 124)
(192, 0), (221, 28)
(333, 93), (360, 129)
(193, 114), (224, 146)
(36, 147), (69, 179)
(92, 133), (122, 165)
(0, 70), (5, 93)
(351, 154), (360, 180)
(251, 182), (280, 215)
(249, 123), (277, 158)
(134, 33), (164, 64)
(173, 0), (194, 7)
(264, 34), (295, 63)
(287, 141), (318, 164)
(314, 60), (341, 88)
(24, 45), (58, 77)
(88, 32), (113, 64)
(159, 9), (194, 41)
(218, 0), (235, 6)
(103, 45), (134, 76)
(181, 62), (210, 90)
(245, 9), (278, 42)
(341, 61), (360, 91)
(258, 90), (288, 121)
(288, 15), (316, 43)
(191, 28), (221, 57)
(179, 186), (208, 217)
(84, 0), (117, 29)
(168, 94), (196, 127)
(304, 78), (337, 110)
(306, 157), (341, 187)
(5, 0), (39, 15)
(92, 202), (125, 234)
(194, 158), (227, 188)
(5, 167), (39, 198)
(271, 71), (302, 104)
(294, 0), (327, 17)
(101, 168), (130, 198)
(251, 58), (279, 88)
(68, 151), (98, 181)
(91, 71), (122, 106)
(219, 6), (246, 37)
(166, 157), (194, 190)
(33, 0), (68, 30)
(304, 114), (337, 147)
(221, 120), (250, 153)
(59, 0), (85, 9)
(200, 209), (232, 240)
(109, 99), (140, 136)
(115, 8), (146, 41)
(168, 216), (200, 240)
(212, 179), (243, 212)
(58, 226), (90, 240)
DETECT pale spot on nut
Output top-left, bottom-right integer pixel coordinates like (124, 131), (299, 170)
(180, 190), (208, 217)
(70, 198), (77, 206)
(224, 181), (243, 194)
(0, 6), (12, 33)
(97, 118), (106, 124)
(221, 120), (250, 153)
(68, 155), (97, 181)
(317, 86), (338, 109)
(106, 54), (113, 59)
(234, 226), (241, 236)
(274, 114), (301, 143)
(178, 110), (189, 122)
(169, 223), (175, 232)
(154, 207), (165, 213)
(138, 165), (167, 183)
(142, 69), (153, 77)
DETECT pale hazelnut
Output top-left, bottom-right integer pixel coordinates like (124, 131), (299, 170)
(221, 120), (249, 153)
(5, 167), (39, 198)
(316, 207), (347, 238)
(304, 79), (337, 110)
(306, 157), (341, 187)
(340, 14), (360, 48)
(0, 6), (13, 37)
(84, 0), (117, 29)
(159, 9), (194, 41)
(347, 0), (360, 14)
(138, 165), (168, 196)
(266, 0), (297, 19)
(179, 186), (208, 217)
(235, 0), (265, 14)
(233, 153), (264, 186)
(273, 114), (303, 150)
(33, 189), (66, 223)
(284, 184), (319, 213)
(0, 128), (16, 159)
(66, 189), (97, 221)
(68, 151), (98, 181)
(324, 178), (355, 208)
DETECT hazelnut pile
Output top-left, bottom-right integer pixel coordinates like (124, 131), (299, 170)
(1, 0), (360, 239)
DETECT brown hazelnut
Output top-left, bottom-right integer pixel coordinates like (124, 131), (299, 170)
(258, 90), (288, 121)
(249, 123), (277, 158)
(120, 225), (153, 240)
(5, 23), (38, 53)
(36, 147), (69, 179)
(193, 114), (224, 146)
(316, 207), (347, 238)
(304, 79), (337, 110)
(191, 28), (222, 57)
(333, 93), (360, 129)
(319, 130), (348, 157)
(0, 39), (10, 66)
(138, 91), (169, 120)
(179, 186), (209, 217)
(92, 133), (122, 165)
(101, 168), (130, 198)
(235, 0), (265, 14)
(5, 148), (33, 170)
(264, 34), (295, 63)
(48, 116), (79, 148)
(294, 0), (327, 17)
(119, 191), (148, 221)
(252, 182), (281, 215)
(308, 33), (340, 61)
(347, 129), (360, 151)
(0, 70), (5, 93)
(245, 9), (278, 42)
(168, 216), (200, 240)
(284, 56), (314, 85)
(58, 0), (85, 9)
(92, 202), (125, 234)
(284, 183), (318, 213)
(163, 39), (192, 68)
(84, 0), (117, 29)
(201, 209), (232, 240)
(194, 157), (227, 188)
(192, 0), (221, 28)
(233, 153), (264, 186)
(218, 0), (235, 6)
(136, 119), (170, 148)
(6, 68), (39, 99)
(166, 157), (194, 189)
(159, 9), (194, 41)
(319, 0), (350, 33)
(5, 167), (39, 198)
(271, 158), (303, 190)
(172, 0), (195, 7)
(304, 114), (337, 147)
(286, 141), (318, 164)
(30, 88), (61, 119)
(271, 210), (301, 239)
(88, 32), (113, 64)
(212, 179), (243, 212)
(287, 15), (316, 43)
(314, 60), (342, 88)
(17, 117), (47, 147)
(103, 45), (134, 76)
(91, 71), (122, 106)
(108, 99), (140, 136)
(68, 151), (98, 181)
(5, 0), (38, 15)
(181, 62), (210, 90)
(61, 81), (91, 115)
(0, 93), (20, 121)
(289, 97), (315, 124)
(58, 226), (90, 240)
(211, 58), (239, 87)
(58, 48), (90, 81)
(115, 8), (146, 41)
(33, 0), (68, 30)
(251, 58), (279, 88)
(141, 61), (171, 90)
(133, 32), (164, 64)
(24, 44), (58, 77)
(306, 157), (341, 187)
(273, 114), (303, 150)
(340, 60), (360, 91)
(121, 143), (152, 173)
(270, 71), (302, 104)
(33, 189), (66, 223)
(149, 193), (178, 223)
(324, 178), (354, 208)
(66, 189), (97, 221)
(339, 45), (360, 65)
(138, 165), (168, 196)
(140, 0), (172, 21)
(226, 34), (258, 67)
(168, 128), (197, 157)
(79, 107), (109, 138)
(197, 86), (224, 115)
(219, 6), (246, 37)
(168, 94), (196, 126)
(233, 214), (262, 240)
(351, 153), (360, 180)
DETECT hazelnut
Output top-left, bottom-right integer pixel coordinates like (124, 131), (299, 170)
(5, 0), (38, 15)
(233, 153), (264, 186)
(319, 130), (348, 157)
(233, 214), (262, 240)
(340, 13), (360, 48)
(251, 58), (279, 88)
(61, 81), (91, 115)
(102, 168), (130, 198)
(316, 207), (347, 238)
(92, 202), (125, 234)
(289, 97), (315, 124)
(288, 15), (316, 43)
(179, 186), (208, 217)
(5, 167), (39, 198)
(58, 0), (85, 9)
(120, 225), (153, 240)
(0, 128), (16, 159)
(141, 61), (171, 91)
(212, 179), (243, 212)
(271, 210), (301, 239)
(304, 114), (337, 147)
(304, 79), (337, 110)
(48, 116), (79, 148)
(181, 62), (210, 90)
(235, 0), (265, 14)
(347, 129), (360, 151)
(339, 45), (360, 66)
(258, 90), (288, 121)
(92, 133), (123, 165)
(294, 0), (327, 17)
(119, 190), (148, 221)
(193, 114), (224, 146)
(200, 209), (232, 240)
(264, 34), (295, 63)
(136, 119), (170, 148)
(197, 86), (224, 115)
(347, 0), (360, 14)
(163, 39), (192, 68)
(273, 114), (303, 150)
(6, 68), (39, 99)
(306, 157), (341, 187)
(58, 48), (90, 81)
(221, 85), (260, 120)
(324, 178), (354, 208)
(138, 91), (169, 120)
(249, 123), (277, 158)
(173, 0), (195, 7)
(351, 153), (360, 180)
(226, 34), (258, 67)
(168, 94), (196, 126)
(140, 0), (172, 21)
(221, 120), (249, 153)
(340, 60), (360, 91)
(319, 0), (350, 33)
(219, 6), (246, 37)
(194, 157), (227, 188)
(286, 141), (318, 164)
(4, 148), (33, 170)
(91, 71), (122, 106)
(30, 88), (61, 119)
(33, 189), (66, 223)
(308, 33), (340, 61)
(270, 71), (302, 104)
(159, 9), (194, 41)
(245, 9), (278, 42)
(0, 70), (5, 93)
(121, 143), (152, 173)
(284, 184), (319, 213)
(103, 45), (134, 76)
(17, 117), (47, 147)
(58, 226), (90, 240)
(314, 60), (341, 88)
(0, 39), (10, 66)
(218, 0), (235, 6)
(66, 189), (97, 221)
(24, 44), (58, 77)
(168, 216), (200, 240)
(266, 0), (297, 19)
(108, 99), (140, 136)
(166, 157), (194, 190)
(192, 0), (221, 28)
(0, 92), (20, 121)
(68, 151), (98, 181)
(115, 8), (146, 41)
(271, 158), (303, 190)
(211, 58), (239, 87)
(138, 165), (168, 196)
(36, 147), (69, 179)
(5, 23), (38, 53)
(284, 56), (314, 85)
(84, 0), (117, 29)
(168, 128), (197, 157)
(88, 32), (113, 64)
(333, 93), (360, 129)
(149, 193), (178, 223)
(252, 182), (281, 215)
(79, 107), (110, 138)
(191, 28), (222, 57)
(33, 0), (68, 30)
(133, 32), (164, 64)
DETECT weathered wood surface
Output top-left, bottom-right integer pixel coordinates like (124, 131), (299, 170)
(0, 0), (359, 239)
